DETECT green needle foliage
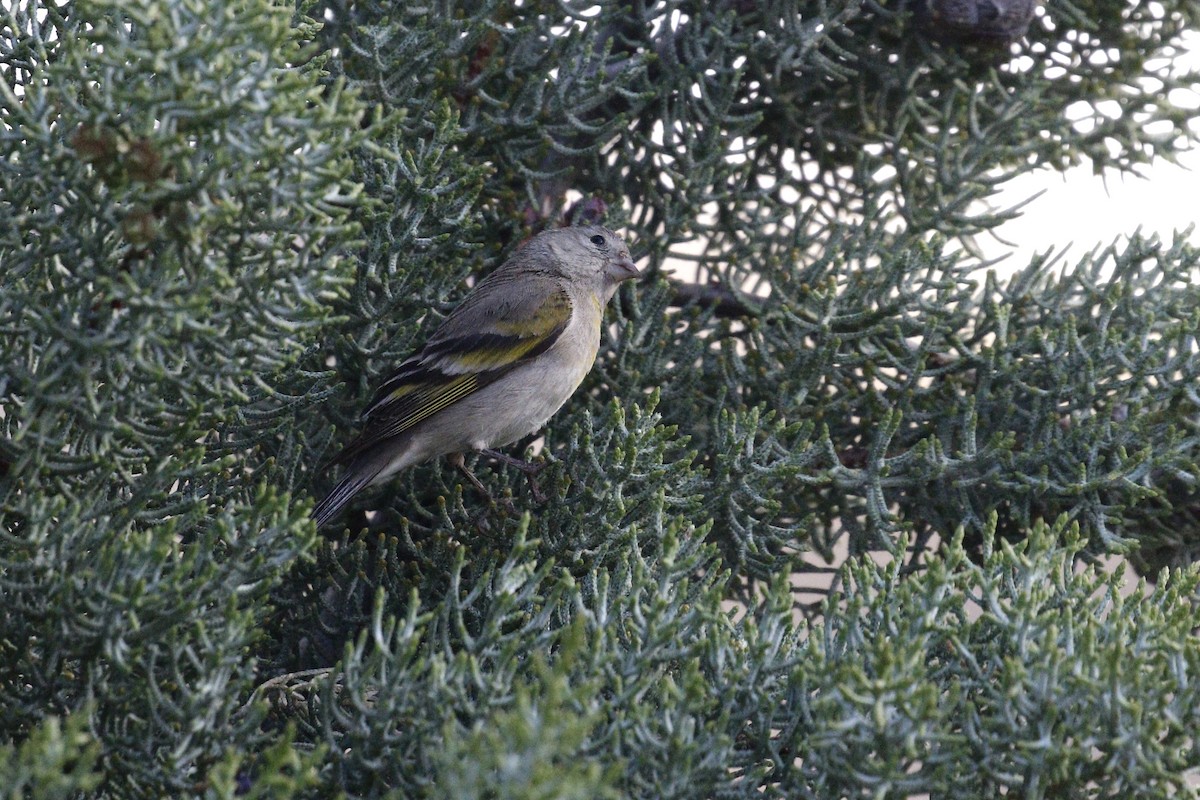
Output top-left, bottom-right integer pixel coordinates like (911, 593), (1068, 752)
(3, 0), (1200, 797)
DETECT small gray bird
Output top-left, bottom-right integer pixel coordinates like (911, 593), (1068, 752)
(312, 225), (640, 527)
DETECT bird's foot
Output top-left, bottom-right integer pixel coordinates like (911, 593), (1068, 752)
(478, 448), (549, 503)
(449, 452), (519, 514)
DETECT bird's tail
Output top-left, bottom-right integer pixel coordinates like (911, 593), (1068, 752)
(311, 462), (383, 529)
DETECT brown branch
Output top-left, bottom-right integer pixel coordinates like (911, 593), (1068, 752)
(666, 278), (763, 319)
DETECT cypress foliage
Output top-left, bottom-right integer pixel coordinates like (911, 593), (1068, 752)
(3, 0), (1199, 796)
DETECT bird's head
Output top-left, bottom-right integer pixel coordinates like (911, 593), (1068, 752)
(541, 225), (641, 301)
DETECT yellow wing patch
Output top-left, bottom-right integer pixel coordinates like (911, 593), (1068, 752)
(490, 290), (572, 337)
(432, 334), (546, 372)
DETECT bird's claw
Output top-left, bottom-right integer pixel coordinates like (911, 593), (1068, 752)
(477, 448), (550, 504)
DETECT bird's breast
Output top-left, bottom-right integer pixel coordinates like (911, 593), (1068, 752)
(467, 300), (602, 449)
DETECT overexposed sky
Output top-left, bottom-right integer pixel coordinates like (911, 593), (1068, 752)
(979, 31), (1200, 272)
(982, 148), (1200, 270)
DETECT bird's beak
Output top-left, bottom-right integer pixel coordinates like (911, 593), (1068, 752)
(607, 254), (642, 283)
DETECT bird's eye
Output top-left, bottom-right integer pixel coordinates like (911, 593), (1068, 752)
(590, 234), (606, 248)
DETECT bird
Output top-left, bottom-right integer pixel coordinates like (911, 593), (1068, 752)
(311, 225), (641, 528)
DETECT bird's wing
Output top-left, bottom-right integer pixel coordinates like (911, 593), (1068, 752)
(331, 277), (573, 465)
